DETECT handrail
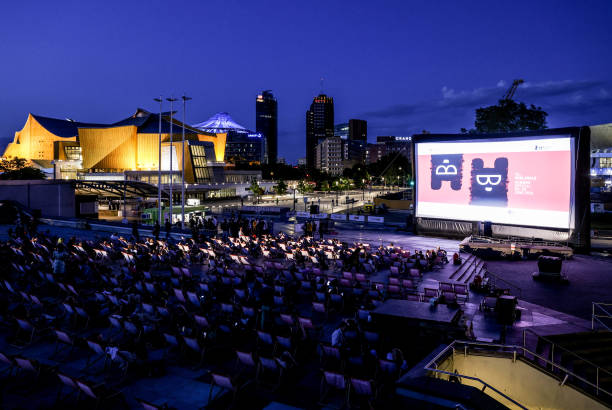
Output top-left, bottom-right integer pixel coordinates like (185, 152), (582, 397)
(425, 339), (612, 406)
(522, 328), (612, 380)
(425, 342), (528, 409)
(592, 302), (612, 331)
(470, 235), (566, 248)
(484, 270), (522, 298)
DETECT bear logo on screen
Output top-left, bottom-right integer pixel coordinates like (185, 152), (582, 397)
(430, 154), (463, 191)
(470, 157), (508, 207)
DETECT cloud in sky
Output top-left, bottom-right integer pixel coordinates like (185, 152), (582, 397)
(364, 79), (612, 137)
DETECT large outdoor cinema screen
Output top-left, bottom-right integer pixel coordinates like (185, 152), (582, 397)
(415, 135), (575, 230)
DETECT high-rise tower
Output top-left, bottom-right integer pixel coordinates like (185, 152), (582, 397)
(256, 90), (277, 164)
(305, 94), (334, 169)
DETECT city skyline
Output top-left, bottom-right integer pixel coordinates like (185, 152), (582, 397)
(1, 0), (611, 163)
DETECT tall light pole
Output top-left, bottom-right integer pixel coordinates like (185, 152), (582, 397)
(362, 179), (365, 201)
(167, 97), (177, 225)
(181, 95), (191, 230)
(154, 96), (163, 225)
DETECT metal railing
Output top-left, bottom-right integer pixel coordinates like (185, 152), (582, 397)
(424, 341), (527, 409)
(484, 270), (522, 298)
(522, 327), (612, 394)
(592, 302), (612, 331)
(424, 339), (612, 409)
(469, 235), (569, 249)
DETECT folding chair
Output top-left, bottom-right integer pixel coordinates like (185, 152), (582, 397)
(442, 291), (457, 305)
(13, 318), (37, 347)
(83, 340), (108, 374)
(183, 336), (206, 367)
(424, 288), (438, 299)
(56, 373), (81, 405)
(297, 317), (319, 340)
(454, 283), (469, 302)
(207, 373), (242, 409)
(75, 379), (124, 410)
(256, 356), (283, 390)
(137, 398), (172, 410)
(234, 350), (257, 380)
(0, 352), (15, 376)
(257, 331), (275, 353)
(320, 344), (343, 371)
(349, 378), (376, 408)
(440, 282), (454, 293)
(52, 329), (76, 360)
(319, 371), (348, 408)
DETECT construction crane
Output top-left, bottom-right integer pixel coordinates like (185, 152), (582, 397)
(502, 79), (524, 101)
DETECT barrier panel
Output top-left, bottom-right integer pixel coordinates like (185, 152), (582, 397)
(349, 215), (365, 222)
(296, 211), (310, 218)
(313, 213), (328, 219)
(331, 214), (347, 221)
(368, 216), (384, 223)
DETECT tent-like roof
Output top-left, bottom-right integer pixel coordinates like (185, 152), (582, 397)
(193, 112), (250, 134)
(31, 114), (107, 139)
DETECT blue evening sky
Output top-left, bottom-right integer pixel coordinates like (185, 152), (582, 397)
(0, 0), (610, 162)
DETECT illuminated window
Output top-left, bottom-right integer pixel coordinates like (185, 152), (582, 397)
(600, 157), (612, 168)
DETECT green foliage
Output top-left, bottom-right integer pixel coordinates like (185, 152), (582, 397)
(272, 180), (288, 195)
(297, 179), (314, 194)
(0, 158), (46, 180)
(468, 99), (548, 133)
(319, 180), (331, 192)
(249, 180), (265, 196)
(0, 157), (28, 172)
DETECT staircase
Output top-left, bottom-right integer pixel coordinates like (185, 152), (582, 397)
(448, 254), (486, 285)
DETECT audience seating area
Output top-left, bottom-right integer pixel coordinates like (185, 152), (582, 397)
(0, 224), (453, 409)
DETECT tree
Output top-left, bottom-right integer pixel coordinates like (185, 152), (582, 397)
(0, 157), (46, 180)
(249, 180), (264, 197)
(273, 180), (288, 195)
(319, 180), (331, 192)
(297, 179), (314, 194)
(470, 99), (548, 133)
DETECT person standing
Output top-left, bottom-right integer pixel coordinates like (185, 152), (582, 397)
(165, 218), (172, 239)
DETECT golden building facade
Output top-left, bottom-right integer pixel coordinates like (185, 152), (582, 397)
(2, 109), (226, 184)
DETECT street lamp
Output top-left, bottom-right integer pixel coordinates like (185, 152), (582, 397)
(180, 95), (191, 230)
(154, 96), (163, 225)
(167, 96), (177, 226)
(362, 179), (365, 201)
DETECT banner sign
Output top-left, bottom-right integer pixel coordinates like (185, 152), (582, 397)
(368, 216), (384, 223)
(349, 215), (365, 222)
(331, 214), (347, 221)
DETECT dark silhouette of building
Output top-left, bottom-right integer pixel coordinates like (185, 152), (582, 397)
(306, 94), (334, 168)
(349, 119), (367, 141)
(256, 90), (277, 164)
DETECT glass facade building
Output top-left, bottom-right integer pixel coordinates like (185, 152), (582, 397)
(256, 90), (278, 164)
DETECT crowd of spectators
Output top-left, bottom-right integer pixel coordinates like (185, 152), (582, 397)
(0, 212), (450, 408)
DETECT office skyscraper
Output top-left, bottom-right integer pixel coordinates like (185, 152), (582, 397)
(348, 119), (367, 141)
(305, 94), (334, 168)
(256, 90), (278, 164)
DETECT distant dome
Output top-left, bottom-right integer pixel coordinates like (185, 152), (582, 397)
(193, 112), (249, 133)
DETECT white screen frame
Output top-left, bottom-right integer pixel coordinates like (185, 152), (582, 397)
(414, 135), (576, 230)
